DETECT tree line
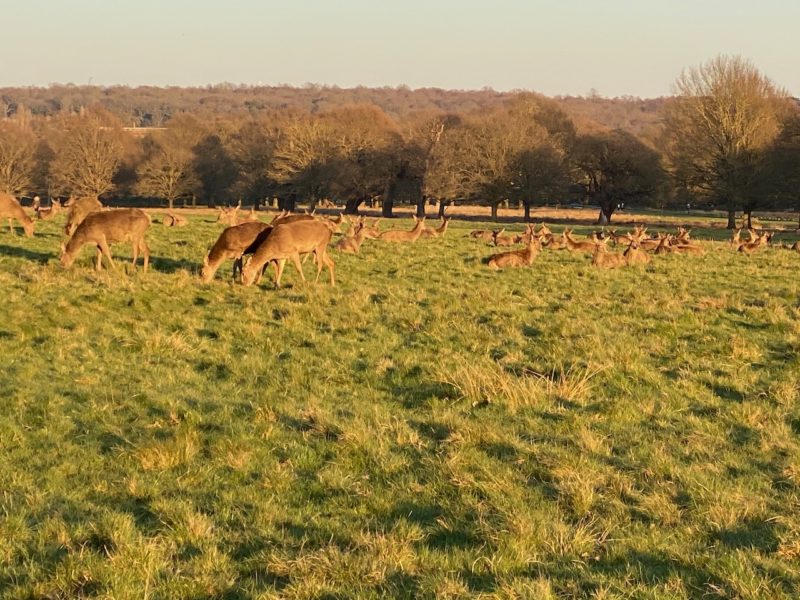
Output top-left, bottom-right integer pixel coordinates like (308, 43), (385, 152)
(0, 55), (797, 226)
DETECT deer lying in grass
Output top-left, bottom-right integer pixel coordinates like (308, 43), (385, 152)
(730, 228), (742, 246)
(360, 218), (382, 239)
(379, 215), (426, 243)
(492, 229), (517, 247)
(737, 231), (772, 254)
(162, 211), (188, 227)
(541, 231), (567, 250)
(591, 236), (626, 268)
(64, 196), (104, 235)
(469, 229), (495, 242)
(0, 193), (35, 237)
(60, 208), (150, 271)
(671, 238), (705, 255)
(36, 198), (62, 221)
(487, 234), (541, 270)
(216, 201), (241, 226)
(241, 207), (259, 222)
(200, 221), (273, 283)
(335, 219), (368, 254)
(420, 216), (451, 238)
(241, 220), (335, 287)
(624, 240), (651, 265)
(654, 234), (674, 255)
(563, 229), (596, 253)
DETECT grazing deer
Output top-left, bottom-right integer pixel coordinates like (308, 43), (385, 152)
(60, 208), (150, 271)
(335, 220), (368, 254)
(420, 216), (451, 238)
(201, 221), (273, 283)
(624, 240), (651, 265)
(64, 196), (103, 235)
(591, 236), (626, 268)
(0, 193), (35, 236)
(37, 198), (62, 221)
(563, 229), (596, 253)
(162, 211), (188, 227)
(241, 220), (335, 287)
(379, 215), (426, 243)
(271, 211), (315, 226)
(487, 235), (541, 270)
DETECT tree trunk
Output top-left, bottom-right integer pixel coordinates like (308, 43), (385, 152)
(382, 197), (394, 218)
(416, 195), (427, 219)
(437, 200), (448, 219)
(308, 197), (318, 213)
(167, 197), (174, 210)
(746, 210), (752, 229)
(491, 203), (498, 222)
(344, 197), (363, 215)
(523, 200), (531, 222)
(726, 209), (736, 229)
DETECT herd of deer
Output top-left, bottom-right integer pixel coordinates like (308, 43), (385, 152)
(1, 190), (798, 285)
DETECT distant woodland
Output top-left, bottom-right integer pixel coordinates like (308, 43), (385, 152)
(1, 57), (798, 226)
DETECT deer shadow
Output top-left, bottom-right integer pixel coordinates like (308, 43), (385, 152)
(0, 244), (54, 263)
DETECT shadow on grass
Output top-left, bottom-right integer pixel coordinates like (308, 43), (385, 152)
(148, 255), (198, 274)
(0, 244), (53, 263)
(593, 550), (727, 594)
(710, 518), (779, 552)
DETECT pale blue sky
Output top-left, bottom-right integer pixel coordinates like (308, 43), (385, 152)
(5, 0), (798, 97)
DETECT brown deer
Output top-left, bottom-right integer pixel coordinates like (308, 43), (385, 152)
(469, 229), (495, 242)
(591, 237), (626, 268)
(60, 208), (150, 271)
(241, 220), (335, 287)
(731, 228), (742, 246)
(379, 215), (426, 243)
(200, 221), (273, 283)
(492, 229), (517, 247)
(335, 220), (368, 254)
(36, 198), (62, 221)
(624, 240), (651, 265)
(360, 218), (382, 239)
(0, 193), (35, 236)
(420, 216), (451, 238)
(563, 229), (596, 253)
(487, 235), (541, 270)
(541, 231), (567, 250)
(672, 239), (705, 255)
(162, 211), (188, 227)
(216, 201), (241, 226)
(654, 234), (674, 255)
(271, 212), (315, 226)
(64, 196), (103, 235)
(737, 231), (772, 255)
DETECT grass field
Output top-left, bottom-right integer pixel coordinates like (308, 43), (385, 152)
(1, 210), (800, 599)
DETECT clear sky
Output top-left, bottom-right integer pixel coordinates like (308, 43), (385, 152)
(5, 0), (798, 97)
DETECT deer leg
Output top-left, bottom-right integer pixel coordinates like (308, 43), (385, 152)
(313, 247), (324, 283)
(323, 252), (335, 286)
(140, 240), (149, 273)
(131, 239), (140, 269)
(95, 246), (104, 271)
(273, 259), (286, 288)
(8, 218), (15, 235)
(290, 252), (306, 283)
(98, 237), (115, 270)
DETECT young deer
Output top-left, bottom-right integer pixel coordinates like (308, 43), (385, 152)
(487, 235), (541, 270)
(163, 211), (188, 227)
(64, 196), (104, 235)
(60, 208), (150, 271)
(420, 216), (451, 238)
(335, 220), (368, 254)
(201, 221), (273, 283)
(0, 193), (35, 237)
(379, 215), (426, 243)
(241, 220), (335, 287)
(591, 236), (626, 268)
(624, 240), (651, 265)
(36, 198), (62, 221)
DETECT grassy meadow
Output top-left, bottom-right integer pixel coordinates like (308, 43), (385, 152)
(1, 209), (800, 599)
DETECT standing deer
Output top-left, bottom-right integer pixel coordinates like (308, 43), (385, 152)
(0, 193), (35, 237)
(201, 221), (273, 283)
(64, 196), (103, 235)
(487, 235), (541, 270)
(241, 220), (335, 287)
(60, 208), (150, 271)
(378, 215), (426, 243)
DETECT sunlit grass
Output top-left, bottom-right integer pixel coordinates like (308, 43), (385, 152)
(1, 210), (799, 598)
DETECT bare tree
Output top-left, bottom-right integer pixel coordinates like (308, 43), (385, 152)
(0, 120), (37, 195)
(661, 55), (789, 228)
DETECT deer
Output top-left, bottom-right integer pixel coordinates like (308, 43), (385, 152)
(200, 221), (273, 283)
(790, 240), (800, 253)
(492, 229), (517, 247)
(671, 239), (705, 255)
(162, 211), (188, 227)
(215, 201), (241, 226)
(737, 231), (772, 255)
(0, 193), (35, 237)
(591, 236), (626, 268)
(487, 234), (541, 270)
(60, 208), (150, 272)
(241, 220), (335, 287)
(360, 218), (382, 239)
(420, 216), (451, 238)
(378, 215), (426, 243)
(242, 206), (259, 222)
(335, 219), (368, 254)
(731, 228), (742, 246)
(64, 196), (104, 236)
(654, 234), (674, 255)
(271, 211), (315, 226)
(541, 231), (567, 250)
(469, 229), (495, 242)
(624, 240), (651, 265)
(563, 229), (596, 253)
(36, 198), (62, 221)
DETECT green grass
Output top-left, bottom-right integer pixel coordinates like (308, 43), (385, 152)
(1, 213), (800, 599)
